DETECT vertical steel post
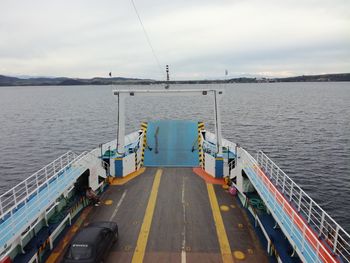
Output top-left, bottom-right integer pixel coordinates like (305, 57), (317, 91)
(45, 166), (48, 182)
(307, 201), (313, 223)
(213, 90), (223, 155)
(298, 189), (303, 212)
(116, 92), (126, 155)
(319, 212), (325, 237)
(13, 188), (17, 207)
(333, 225), (340, 253)
(25, 180), (29, 197)
(0, 199), (3, 216)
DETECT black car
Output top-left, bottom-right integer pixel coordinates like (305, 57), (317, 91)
(62, 221), (118, 263)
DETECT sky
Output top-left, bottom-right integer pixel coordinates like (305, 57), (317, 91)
(0, 0), (349, 80)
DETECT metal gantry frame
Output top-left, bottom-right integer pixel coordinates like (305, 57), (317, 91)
(113, 89), (224, 155)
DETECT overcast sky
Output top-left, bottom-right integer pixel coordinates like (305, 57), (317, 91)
(0, 0), (349, 80)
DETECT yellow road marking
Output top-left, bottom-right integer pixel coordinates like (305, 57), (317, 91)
(105, 199), (113, 205)
(207, 183), (234, 263)
(131, 169), (162, 263)
(220, 205), (230, 212)
(109, 167), (146, 185)
(233, 250), (246, 260)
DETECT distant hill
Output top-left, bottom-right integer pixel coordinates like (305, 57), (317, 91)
(0, 73), (349, 86)
(274, 73), (350, 83)
(0, 75), (155, 86)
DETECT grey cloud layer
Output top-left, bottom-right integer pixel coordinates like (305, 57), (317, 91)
(0, 0), (349, 79)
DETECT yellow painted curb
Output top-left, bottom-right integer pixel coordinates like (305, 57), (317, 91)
(109, 167), (146, 185)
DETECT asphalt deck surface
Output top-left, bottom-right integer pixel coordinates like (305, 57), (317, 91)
(85, 168), (269, 263)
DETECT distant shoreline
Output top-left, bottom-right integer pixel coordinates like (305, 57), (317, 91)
(1, 73), (349, 86)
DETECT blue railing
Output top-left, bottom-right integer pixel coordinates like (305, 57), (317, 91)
(239, 149), (343, 263)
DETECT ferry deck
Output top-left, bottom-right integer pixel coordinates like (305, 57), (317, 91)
(1, 88), (349, 263)
(50, 167), (269, 263)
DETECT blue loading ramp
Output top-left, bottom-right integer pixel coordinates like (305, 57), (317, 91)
(144, 120), (199, 167)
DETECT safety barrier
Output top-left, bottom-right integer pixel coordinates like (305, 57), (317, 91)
(240, 148), (341, 263)
(0, 151), (77, 219)
(49, 213), (71, 250)
(0, 151), (88, 255)
(256, 151), (350, 262)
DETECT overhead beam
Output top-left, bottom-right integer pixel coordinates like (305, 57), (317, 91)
(113, 89), (224, 155)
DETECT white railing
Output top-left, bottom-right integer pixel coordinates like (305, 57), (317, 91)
(203, 132), (236, 158)
(0, 151), (77, 219)
(101, 131), (142, 156)
(256, 150), (350, 262)
(49, 213), (71, 250)
(0, 151), (88, 255)
(203, 140), (217, 156)
(239, 148), (340, 263)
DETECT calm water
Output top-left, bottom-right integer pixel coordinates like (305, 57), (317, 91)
(0, 82), (349, 231)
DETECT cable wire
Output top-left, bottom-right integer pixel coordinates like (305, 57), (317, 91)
(130, 0), (163, 77)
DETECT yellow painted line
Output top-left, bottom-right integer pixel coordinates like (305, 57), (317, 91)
(131, 169), (162, 263)
(206, 183), (234, 263)
(109, 167), (146, 185)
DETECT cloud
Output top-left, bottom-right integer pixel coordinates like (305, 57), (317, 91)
(0, 0), (349, 79)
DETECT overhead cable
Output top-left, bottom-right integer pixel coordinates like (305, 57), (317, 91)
(130, 0), (163, 77)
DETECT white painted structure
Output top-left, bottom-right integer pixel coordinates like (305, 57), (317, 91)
(204, 153), (216, 177)
(113, 89), (224, 155)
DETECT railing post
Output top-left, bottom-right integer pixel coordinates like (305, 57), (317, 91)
(298, 189), (302, 212)
(36, 173), (39, 188)
(49, 236), (53, 250)
(289, 182), (294, 202)
(0, 199), (3, 216)
(275, 169), (280, 187)
(307, 201), (313, 223)
(270, 163), (273, 179)
(13, 188), (17, 207)
(45, 166), (48, 182)
(333, 225), (339, 254)
(282, 175), (286, 194)
(25, 180), (29, 197)
(319, 212), (325, 237)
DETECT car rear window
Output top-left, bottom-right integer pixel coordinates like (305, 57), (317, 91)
(67, 243), (93, 260)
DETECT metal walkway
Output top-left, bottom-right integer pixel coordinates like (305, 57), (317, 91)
(240, 149), (347, 263)
(144, 120), (199, 167)
(0, 152), (87, 254)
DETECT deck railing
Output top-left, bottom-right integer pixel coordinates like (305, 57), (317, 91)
(240, 149), (339, 262)
(0, 151), (78, 219)
(0, 151), (89, 255)
(256, 150), (350, 262)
